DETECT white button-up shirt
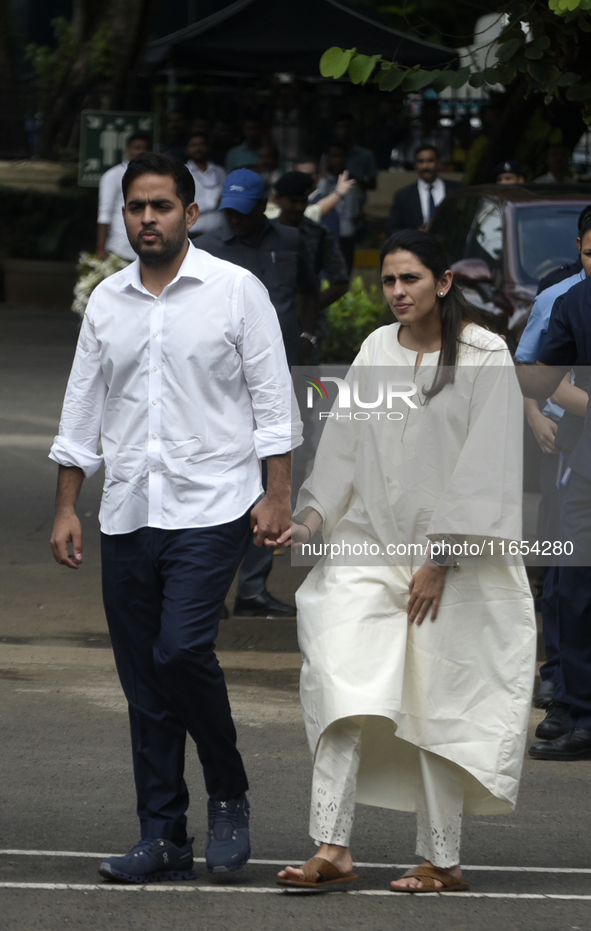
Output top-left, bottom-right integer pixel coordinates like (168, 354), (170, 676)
(417, 177), (446, 224)
(50, 245), (302, 535)
(187, 160), (226, 234)
(97, 161), (137, 261)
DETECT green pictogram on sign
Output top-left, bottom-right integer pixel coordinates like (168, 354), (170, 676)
(78, 110), (158, 187)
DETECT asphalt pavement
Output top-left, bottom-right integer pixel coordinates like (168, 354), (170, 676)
(1, 303), (591, 931)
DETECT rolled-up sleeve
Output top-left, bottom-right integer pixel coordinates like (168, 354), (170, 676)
(234, 272), (303, 458)
(49, 307), (107, 477)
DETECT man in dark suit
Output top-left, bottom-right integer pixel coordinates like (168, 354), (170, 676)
(386, 145), (462, 237)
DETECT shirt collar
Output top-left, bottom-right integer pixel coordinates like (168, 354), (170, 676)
(417, 177), (442, 191)
(118, 242), (207, 295)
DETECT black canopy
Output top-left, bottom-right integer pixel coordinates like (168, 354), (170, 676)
(147, 0), (456, 75)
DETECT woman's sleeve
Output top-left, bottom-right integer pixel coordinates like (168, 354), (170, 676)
(426, 348), (523, 547)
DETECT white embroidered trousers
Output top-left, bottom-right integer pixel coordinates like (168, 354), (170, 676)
(309, 715), (464, 868)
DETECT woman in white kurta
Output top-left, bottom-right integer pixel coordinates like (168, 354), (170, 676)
(277, 231), (536, 893)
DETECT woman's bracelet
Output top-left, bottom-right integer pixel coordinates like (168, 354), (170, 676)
(292, 519), (312, 542)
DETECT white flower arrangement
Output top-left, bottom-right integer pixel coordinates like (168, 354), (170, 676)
(72, 251), (130, 317)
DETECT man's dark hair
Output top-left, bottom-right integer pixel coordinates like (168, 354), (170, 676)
(127, 132), (151, 148)
(578, 204), (591, 231)
(415, 144), (439, 161)
(274, 171), (314, 197)
(122, 152), (196, 208)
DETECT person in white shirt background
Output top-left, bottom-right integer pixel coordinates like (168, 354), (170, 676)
(184, 132), (226, 239)
(96, 132), (151, 261)
(50, 152), (301, 885)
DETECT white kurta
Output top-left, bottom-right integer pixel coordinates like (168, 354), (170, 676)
(296, 322), (536, 816)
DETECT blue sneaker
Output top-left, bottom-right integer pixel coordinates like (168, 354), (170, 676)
(206, 794), (250, 873)
(99, 837), (195, 883)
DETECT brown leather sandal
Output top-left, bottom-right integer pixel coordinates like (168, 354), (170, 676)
(277, 856), (359, 890)
(390, 863), (469, 893)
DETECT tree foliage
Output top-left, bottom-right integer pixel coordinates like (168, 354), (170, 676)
(26, 0), (160, 158)
(321, 1), (591, 118)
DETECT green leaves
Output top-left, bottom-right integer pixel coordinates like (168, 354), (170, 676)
(348, 53), (381, 85)
(319, 47), (355, 79)
(525, 35), (551, 58)
(401, 68), (438, 91)
(378, 65), (405, 91)
(496, 37), (524, 61)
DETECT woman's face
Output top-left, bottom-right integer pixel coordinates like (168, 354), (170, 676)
(381, 249), (450, 326)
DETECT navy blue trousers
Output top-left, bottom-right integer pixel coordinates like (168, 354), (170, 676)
(101, 513), (252, 843)
(558, 472), (591, 729)
(537, 452), (564, 693)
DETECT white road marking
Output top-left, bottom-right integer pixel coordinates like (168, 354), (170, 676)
(1, 850), (591, 874)
(0, 883), (591, 900)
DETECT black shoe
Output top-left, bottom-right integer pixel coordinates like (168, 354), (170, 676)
(99, 837), (195, 883)
(529, 727), (591, 760)
(233, 589), (296, 618)
(206, 794), (250, 873)
(533, 679), (555, 709)
(535, 701), (571, 740)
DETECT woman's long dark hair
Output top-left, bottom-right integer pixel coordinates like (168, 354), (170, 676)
(379, 230), (484, 399)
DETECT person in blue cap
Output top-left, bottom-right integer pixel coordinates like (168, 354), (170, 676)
(199, 168), (319, 619)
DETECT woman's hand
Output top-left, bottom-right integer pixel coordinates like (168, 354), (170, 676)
(407, 563), (448, 625)
(274, 522), (310, 549)
(275, 509), (323, 549)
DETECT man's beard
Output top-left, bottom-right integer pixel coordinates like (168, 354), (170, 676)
(130, 224), (187, 268)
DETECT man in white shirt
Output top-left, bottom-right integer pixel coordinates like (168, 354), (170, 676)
(50, 152), (301, 884)
(96, 133), (151, 260)
(386, 145), (461, 236)
(185, 132), (226, 238)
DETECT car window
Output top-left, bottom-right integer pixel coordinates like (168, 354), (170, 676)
(429, 195), (482, 264)
(464, 200), (504, 288)
(513, 205), (581, 286)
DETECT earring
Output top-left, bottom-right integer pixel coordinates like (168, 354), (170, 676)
(439, 291), (445, 297)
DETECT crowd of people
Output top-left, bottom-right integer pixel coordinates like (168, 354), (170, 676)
(48, 91), (591, 894)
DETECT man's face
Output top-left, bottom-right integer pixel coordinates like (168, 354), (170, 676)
(496, 172), (523, 185)
(223, 200), (266, 239)
(186, 135), (209, 163)
(326, 147), (346, 177)
(275, 193), (308, 226)
(415, 149), (439, 184)
(126, 138), (149, 161)
(296, 161), (318, 187)
(123, 173), (197, 267)
(578, 229), (591, 276)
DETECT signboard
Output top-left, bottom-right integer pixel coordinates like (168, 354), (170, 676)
(78, 110), (158, 187)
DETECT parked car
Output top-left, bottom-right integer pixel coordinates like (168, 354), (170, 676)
(428, 184), (591, 347)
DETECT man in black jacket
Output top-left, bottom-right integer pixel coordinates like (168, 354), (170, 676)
(386, 145), (461, 237)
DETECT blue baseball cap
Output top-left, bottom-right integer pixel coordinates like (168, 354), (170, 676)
(219, 169), (266, 214)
